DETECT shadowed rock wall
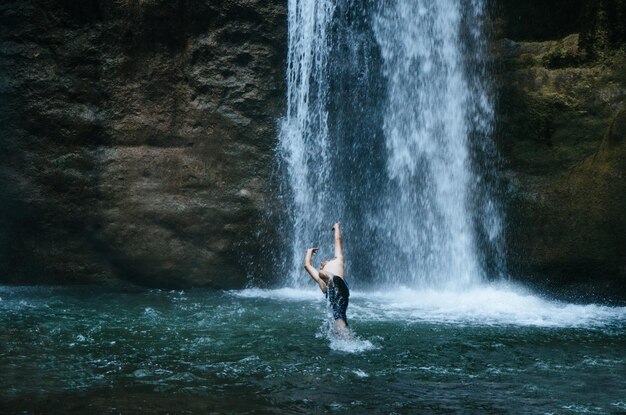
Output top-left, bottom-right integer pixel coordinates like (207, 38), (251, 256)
(493, 0), (626, 301)
(0, 0), (286, 287)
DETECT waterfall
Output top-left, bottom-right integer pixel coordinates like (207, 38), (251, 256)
(277, 0), (503, 289)
(278, 0), (335, 287)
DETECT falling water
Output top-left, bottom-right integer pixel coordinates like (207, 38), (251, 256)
(278, 0), (336, 286)
(278, 0), (503, 289)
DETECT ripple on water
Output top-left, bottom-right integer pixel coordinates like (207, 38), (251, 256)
(612, 401), (626, 410)
(581, 356), (624, 367)
(561, 403), (605, 413)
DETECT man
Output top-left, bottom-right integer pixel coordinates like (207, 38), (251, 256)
(304, 222), (350, 333)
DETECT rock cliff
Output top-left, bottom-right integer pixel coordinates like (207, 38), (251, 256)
(493, 1), (626, 301)
(0, 0), (286, 287)
(1, 1), (624, 300)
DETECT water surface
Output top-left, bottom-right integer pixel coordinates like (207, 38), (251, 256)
(1, 285), (625, 414)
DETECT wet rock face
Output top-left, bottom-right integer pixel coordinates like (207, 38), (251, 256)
(493, 1), (626, 301)
(0, 0), (286, 287)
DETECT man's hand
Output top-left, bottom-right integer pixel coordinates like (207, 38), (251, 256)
(331, 222), (340, 232)
(307, 247), (319, 255)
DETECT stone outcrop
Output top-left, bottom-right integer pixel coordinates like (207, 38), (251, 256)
(493, 1), (626, 301)
(0, 0), (286, 287)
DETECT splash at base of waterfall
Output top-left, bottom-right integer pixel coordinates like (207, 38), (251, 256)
(235, 282), (626, 328)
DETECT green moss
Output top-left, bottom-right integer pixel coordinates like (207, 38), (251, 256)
(497, 33), (626, 175)
(541, 34), (588, 68)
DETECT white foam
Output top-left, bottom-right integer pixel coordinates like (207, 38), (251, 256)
(350, 283), (626, 327)
(143, 307), (162, 319)
(352, 369), (369, 378)
(230, 287), (321, 301)
(328, 335), (377, 353)
(230, 283), (626, 328)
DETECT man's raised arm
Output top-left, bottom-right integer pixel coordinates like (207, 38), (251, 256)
(332, 222), (343, 258)
(304, 247), (326, 293)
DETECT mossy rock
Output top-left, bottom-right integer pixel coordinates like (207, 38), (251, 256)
(505, 108), (626, 302)
(605, 105), (626, 145)
(496, 21), (626, 301)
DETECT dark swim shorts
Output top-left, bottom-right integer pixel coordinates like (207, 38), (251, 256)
(326, 275), (350, 322)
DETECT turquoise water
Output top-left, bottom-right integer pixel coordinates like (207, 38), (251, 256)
(1, 285), (625, 414)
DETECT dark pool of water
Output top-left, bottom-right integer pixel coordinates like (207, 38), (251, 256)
(1, 286), (625, 414)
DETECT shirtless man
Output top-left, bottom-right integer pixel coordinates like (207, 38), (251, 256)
(304, 223), (350, 333)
